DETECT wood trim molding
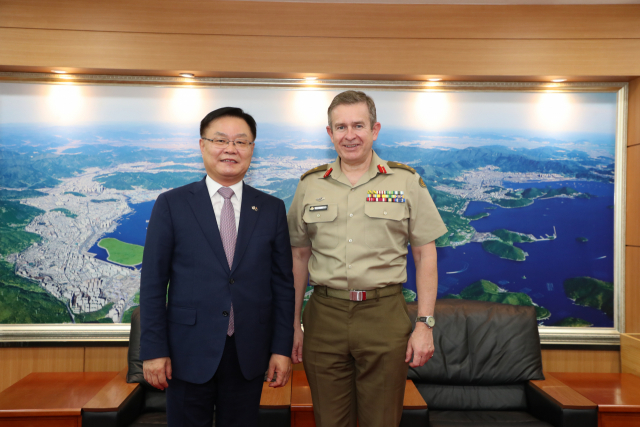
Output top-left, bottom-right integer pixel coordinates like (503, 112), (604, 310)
(2, 1), (640, 40)
(2, 28), (640, 77)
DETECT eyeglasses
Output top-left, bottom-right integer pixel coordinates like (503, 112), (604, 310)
(202, 137), (254, 150)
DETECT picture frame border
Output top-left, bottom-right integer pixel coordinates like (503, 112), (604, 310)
(0, 72), (628, 345)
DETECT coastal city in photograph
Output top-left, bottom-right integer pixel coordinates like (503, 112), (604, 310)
(0, 83), (618, 328)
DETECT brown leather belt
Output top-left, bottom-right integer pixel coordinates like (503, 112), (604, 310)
(313, 284), (403, 302)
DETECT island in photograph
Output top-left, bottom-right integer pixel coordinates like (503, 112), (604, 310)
(0, 83), (617, 328)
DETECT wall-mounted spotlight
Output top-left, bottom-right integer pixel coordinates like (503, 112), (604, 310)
(427, 78), (442, 82)
(551, 79), (567, 83)
(179, 73), (195, 78)
(51, 70), (67, 74)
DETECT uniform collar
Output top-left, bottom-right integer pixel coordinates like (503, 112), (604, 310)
(322, 150), (392, 187)
(367, 151), (393, 179)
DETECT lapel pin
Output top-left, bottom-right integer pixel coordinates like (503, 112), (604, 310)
(252, 206), (258, 211)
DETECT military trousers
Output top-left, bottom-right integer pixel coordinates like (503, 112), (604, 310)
(302, 289), (413, 427)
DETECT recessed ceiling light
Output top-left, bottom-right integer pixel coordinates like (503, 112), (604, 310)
(180, 73), (194, 78)
(304, 77), (318, 81)
(427, 78), (442, 82)
(51, 70), (67, 74)
(551, 79), (567, 83)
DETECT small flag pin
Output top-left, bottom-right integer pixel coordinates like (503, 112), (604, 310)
(252, 206), (258, 211)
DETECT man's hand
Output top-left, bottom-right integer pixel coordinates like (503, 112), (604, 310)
(291, 326), (304, 364)
(143, 357), (172, 390)
(405, 323), (434, 368)
(267, 354), (292, 388)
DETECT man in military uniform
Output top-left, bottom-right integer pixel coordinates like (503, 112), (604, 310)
(287, 90), (448, 427)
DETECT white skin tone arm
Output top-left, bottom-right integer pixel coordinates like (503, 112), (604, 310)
(291, 245), (312, 364)
(405, 241), (438, 367)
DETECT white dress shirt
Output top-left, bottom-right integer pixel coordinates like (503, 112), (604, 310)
(205, 175), (243, 231)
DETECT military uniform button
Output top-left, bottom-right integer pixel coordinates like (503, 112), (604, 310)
(384, 211), (388, 215)
(348, 239), (353, 243)
(348, 265), (352, 269)
(349, 213), (353, 217)
(223, 311), (229, 317)
(317, 214), (320, 217)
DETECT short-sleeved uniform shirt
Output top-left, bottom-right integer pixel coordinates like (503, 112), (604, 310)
(287, 151), (448, 290)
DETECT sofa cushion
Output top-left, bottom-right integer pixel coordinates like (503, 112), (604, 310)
(415, 383), (527, 411)
(429, 410), (552, 427)
(408, 299), (544, 385)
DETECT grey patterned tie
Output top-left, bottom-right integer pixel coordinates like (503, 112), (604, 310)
(218, 187), (236, 336)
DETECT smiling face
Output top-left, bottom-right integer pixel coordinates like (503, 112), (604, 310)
(199, 116), (255, 186)
(326, 102), (381, 167)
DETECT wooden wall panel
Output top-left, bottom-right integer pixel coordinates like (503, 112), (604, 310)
(628, 146), (640, 248)
(1, 28), (640, 78)
(629, 78), (640, 147)
(0, 347), (84, 393)
(84, 347), (128, 373)
(542, 349), (620, 373)
(2, 1), (640, 40)
(621, 334), (640, 375)
(627, 247), (640, 332)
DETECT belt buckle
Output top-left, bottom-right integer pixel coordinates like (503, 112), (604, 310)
(349, 290), (366, 301)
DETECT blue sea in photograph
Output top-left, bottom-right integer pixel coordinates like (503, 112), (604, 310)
(89, 200), (156, 269)
(405, 181), (615, 327)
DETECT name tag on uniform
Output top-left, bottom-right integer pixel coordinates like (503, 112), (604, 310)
(366, 190), (405, 203)
(309, 205), (328, 211)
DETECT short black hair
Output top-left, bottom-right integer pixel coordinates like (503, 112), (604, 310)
(200, 107), (257, 141)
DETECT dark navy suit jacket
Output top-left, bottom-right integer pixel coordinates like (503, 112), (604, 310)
(140, 177), (294, 383)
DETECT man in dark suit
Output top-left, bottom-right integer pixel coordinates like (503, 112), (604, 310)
(140, 107), (295, 427)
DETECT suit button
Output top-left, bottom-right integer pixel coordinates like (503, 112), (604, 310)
(229, 279), (235, 284)
(223, 311), (229, 317)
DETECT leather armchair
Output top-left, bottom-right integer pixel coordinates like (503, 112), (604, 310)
(405, 299), (597, 427)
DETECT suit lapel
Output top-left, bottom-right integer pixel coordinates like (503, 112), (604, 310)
(231, 183), (260, 274)
(187, 178), (230, 274)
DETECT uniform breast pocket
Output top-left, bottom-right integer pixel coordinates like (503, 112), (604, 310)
(364, 203), (408, 248)
(303, 203), (339, 250)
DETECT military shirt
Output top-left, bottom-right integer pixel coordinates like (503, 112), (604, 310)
(287, 151), (447, 290)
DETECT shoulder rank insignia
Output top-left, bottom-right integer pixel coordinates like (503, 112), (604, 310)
(301, 164), (329, 180)
(386, 161), (416, 174)
(419, 177), (427, 188)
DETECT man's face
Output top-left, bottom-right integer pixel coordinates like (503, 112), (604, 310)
(199, 116), (254, 186)
(326, 102), (380, 166)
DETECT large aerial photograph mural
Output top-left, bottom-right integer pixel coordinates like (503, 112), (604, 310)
(0, 81), (618, 330)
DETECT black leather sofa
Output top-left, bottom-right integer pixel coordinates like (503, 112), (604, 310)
(405, 299), (597, 427)
(82, 307), (290, 427)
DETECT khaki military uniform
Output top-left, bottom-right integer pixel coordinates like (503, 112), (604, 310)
(288, 151), (447, 427)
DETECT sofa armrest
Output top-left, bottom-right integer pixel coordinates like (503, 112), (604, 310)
(400, 380), (428, 427)
(526, 372), (597, 427)
(82, 368), (144, 427)
(259, 379), (292, 427)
